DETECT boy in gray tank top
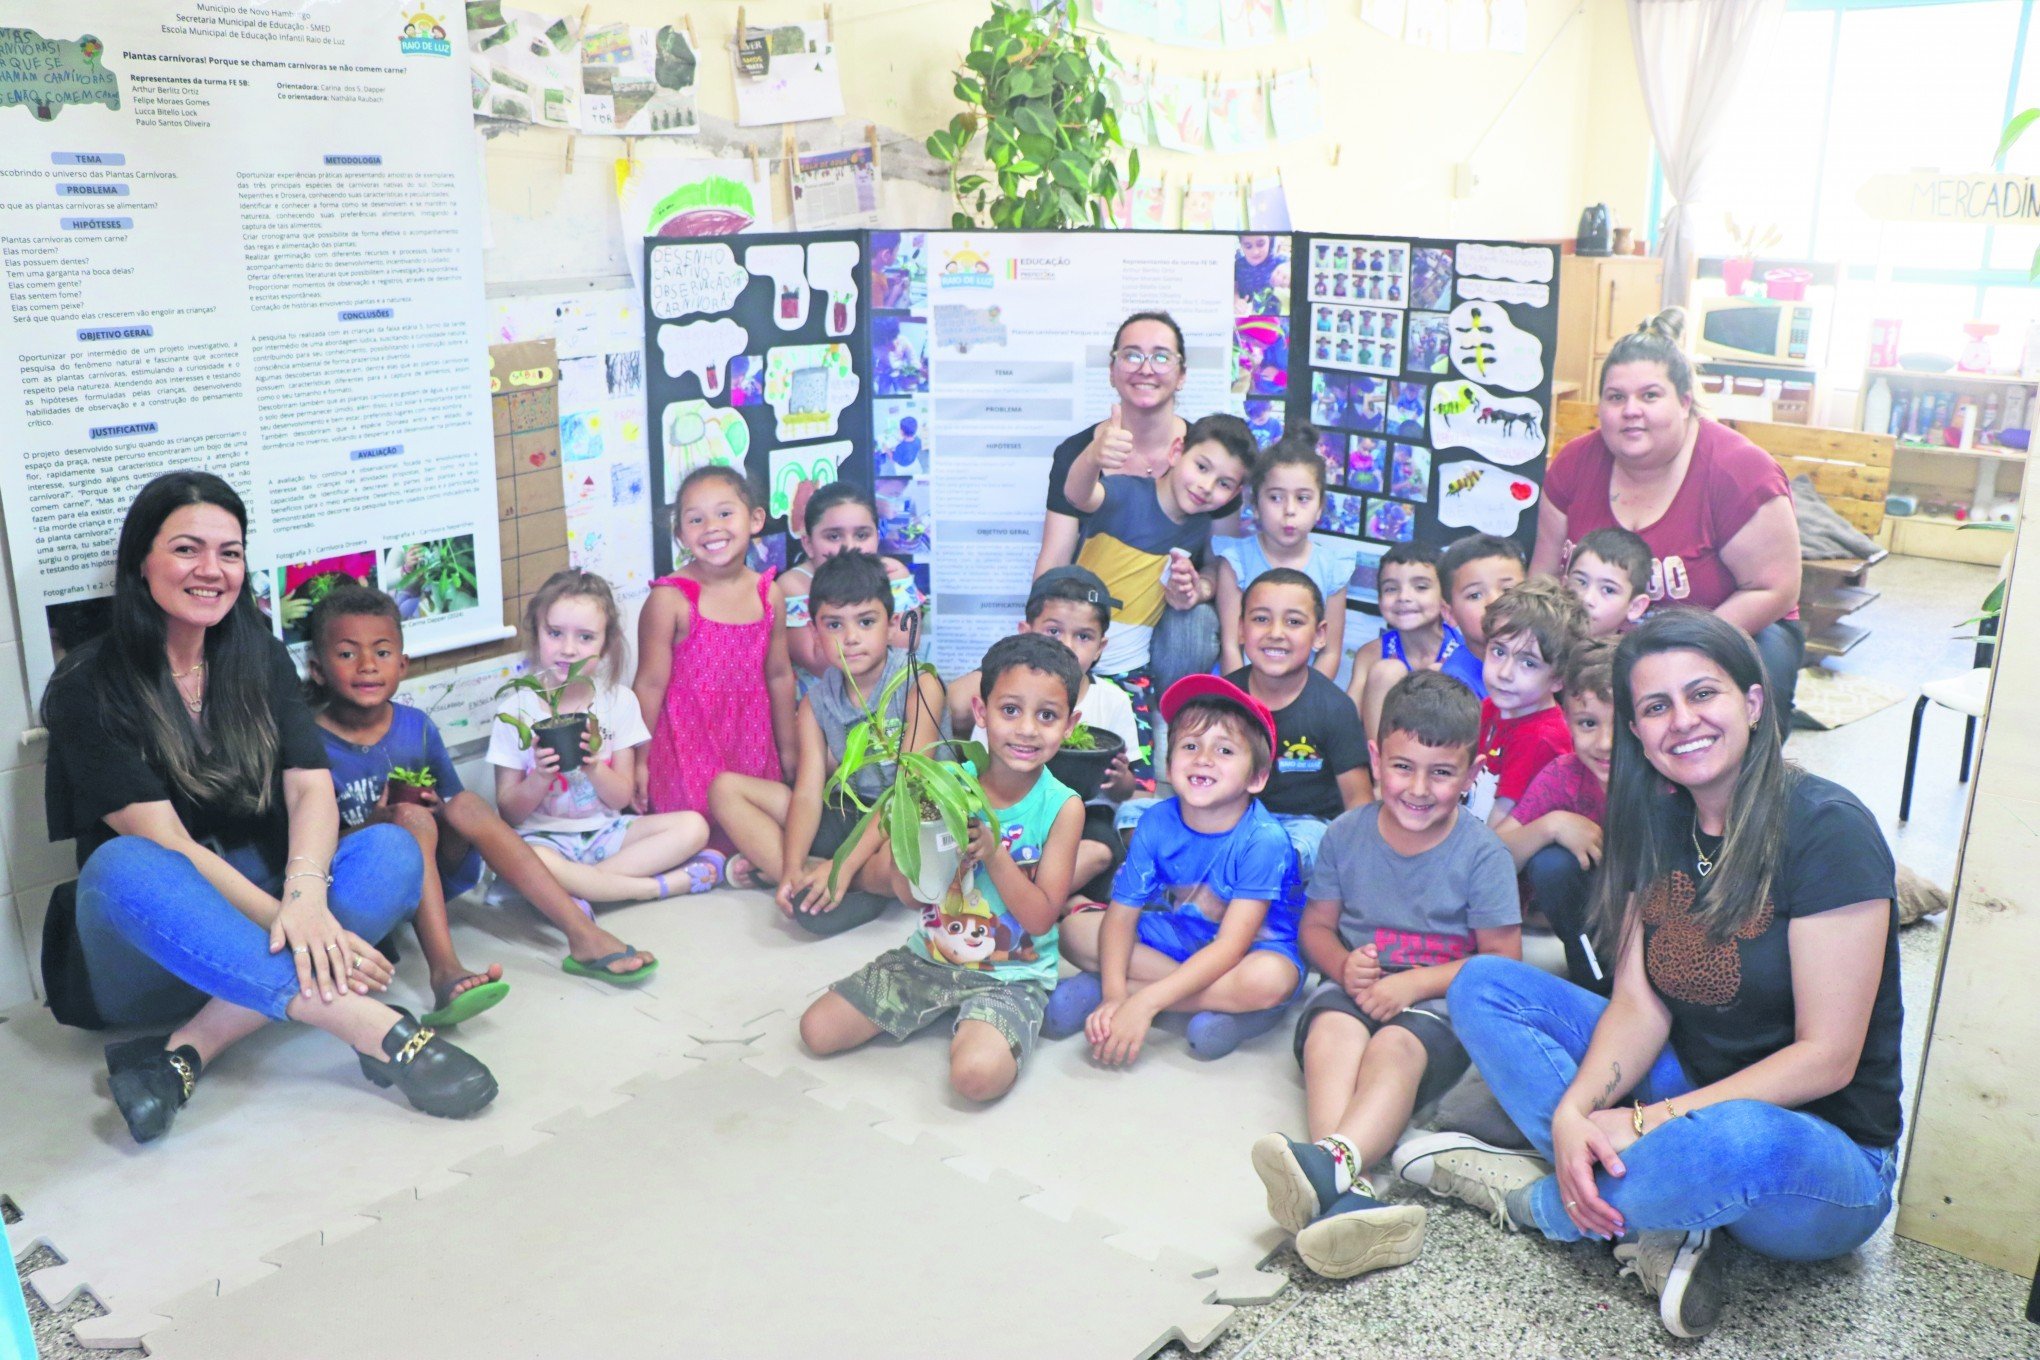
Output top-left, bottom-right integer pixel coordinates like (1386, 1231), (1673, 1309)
(710, 553), (950, 936)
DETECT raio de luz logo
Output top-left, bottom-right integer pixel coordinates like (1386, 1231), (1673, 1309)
(938, 243), (995, 290)
(399, 8), (452, 55)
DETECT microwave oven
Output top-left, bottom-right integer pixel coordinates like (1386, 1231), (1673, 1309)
(1692, 296), (1823, 366)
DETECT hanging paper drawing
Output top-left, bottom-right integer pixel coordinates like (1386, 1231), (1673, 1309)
(768, 440), (855, 519)
(1180, 182), (1218, 232)
(1092, 0), (1162, 38)
(732, 20), (844, 127)
(469, 6), (581, 127)
(1207, 79), (1269, 154)
(1267, 69), (1323, 143)
(1447, 301), (1544, 391)
(1360, 0), (1406, 37)
(579, 22), (697, 134)
(1489, 0), (1529, 53)
(1129, 178), (1171, 229)
(1161, 0), (1226, 47)
(649, 243), (748, 320)
(655, 317), (749, 398)
(1222, 0), (1281, 45)
(1279, 0), (1329, 37)
(1447, 0), (1487, 52)
(745, 242), (811, 331)
(805, 239), (862, 338)
(1107, 65), (1155, 147)
(764, 344), (860, 441)
(1149, 73), (1209, 153)
(1438, 459), (1539, 534)
(661, 401), (751, 500)
(1430, 378), (1544, 464)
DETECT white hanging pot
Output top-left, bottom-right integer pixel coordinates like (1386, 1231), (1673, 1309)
(908, 816), (962, 904)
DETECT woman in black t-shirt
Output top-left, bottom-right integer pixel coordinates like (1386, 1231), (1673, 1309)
(1390, 609), (1900, 1340)
(40, 472), (497, 1143)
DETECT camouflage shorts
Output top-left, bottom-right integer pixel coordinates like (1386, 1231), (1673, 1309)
(832, 947), (1049, 1063)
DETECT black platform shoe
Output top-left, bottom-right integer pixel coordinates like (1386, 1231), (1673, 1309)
(104, 1037), (202, 1144)
(357, 1007), (497, 1118)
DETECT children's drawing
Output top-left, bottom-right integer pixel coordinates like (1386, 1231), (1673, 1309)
(763, 343), (860, 441)
(1267, 68), (1322, 142)
(1107, 65), (1154, 146)
(1149, 72), (1209, 153)
(644, 243), (750, 320)
(1207, 79), (1268, 154)
(1364, 497), (1416, 543)
(768, 440), (855, 519)
(1360, 0), (1407, 37)
(1389, 444), (1431, 502)
(1222, 0), (1280, 44)
(805, 239), (861, 337)
(562, 410), (604, 463)
(1348, 437), (1386, 493)
(1093, 0), (1163, 38)
(1439, 458), (1540, 534)
(0, 29), (120, 121)
(1406, 312), (1451, 374)
(1410, 247), (1454, 310)
(1447, 300), (1544, 391)
(655, 317), (749, 397)
(1429, 378), (1545, 465)
(1455, 242), (1555, 284)
(660, 401), (750, 500)
(1165, 0), (1228, 46)
(744, 242), (810, 331)
(1129, 180), (1171, 230)
(1457, 277), (1550, 308)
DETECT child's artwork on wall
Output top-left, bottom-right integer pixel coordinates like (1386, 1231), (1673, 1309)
(768, 440), (855, 519)
(1456, 276), (1550, 307)
(1429, 378), (1545, 464)
(1149, 72), (1210, 153)
(659, 401), (750, 500)
(1223, 0), (1282, 45)
(654, 317), (748, 397)
(732, 20), (844, 126)
(1107, 65), (1155, 146)
(1447, 300), (1544, 391)
(764, 344), (860, 441)
(1267, 68), (1322, 141)
(469, 5), (580, 127)
(649, 242), (749, 320)
(806, 239), (862, 337)
(745, 242), (812, 331)
(1207, 78), (1268, 154)
(1439, 458), (1540, 535)
(579, 22), (697, 135)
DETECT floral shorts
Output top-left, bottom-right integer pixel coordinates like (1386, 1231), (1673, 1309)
(520, 815), (636, 865)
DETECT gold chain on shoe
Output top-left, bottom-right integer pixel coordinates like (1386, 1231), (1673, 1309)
(167, 1052), (196, 1101)
(393, 1027), (437, 1066)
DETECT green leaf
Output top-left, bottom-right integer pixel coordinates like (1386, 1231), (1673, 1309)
(1012, 102), (1055, 138)
(1017, 130), (1056, 162)
(1048, 157), (1085, 191)
(926, 129), (958, 163)
(1009, 158), (1042, 176)
(953, 76), (983, 105)
(955, 174), (988, 194)
(826, 797), (885, 896)
(952, 209), (977, 229)
(494, 711), (534, 749)
(888, 778), (922, 884)
(1999, 107), (2040, 165)
(964, 49), (993, 75)
(1127, 146), (1141, 186)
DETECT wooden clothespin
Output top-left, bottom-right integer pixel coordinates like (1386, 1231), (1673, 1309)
(1329, 142), (1341, 166)
(748, 143), (761, 179)
(737, 7), (748, 44)
(560, 2), (590, 173)
(682, 15), (696, 50)
(783, 127), (798, 170)
(624, 136), (637, 170)
(824, 3), (834, 34)
(866, 123), (880, 167)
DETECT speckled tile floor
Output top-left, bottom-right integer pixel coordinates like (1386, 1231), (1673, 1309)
(12, 554), (2036, 1360)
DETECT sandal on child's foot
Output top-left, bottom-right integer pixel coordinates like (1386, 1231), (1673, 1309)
(421, 974), (510, 1028)
(677, 850), (725, 894)
(723, 853), (769, 890)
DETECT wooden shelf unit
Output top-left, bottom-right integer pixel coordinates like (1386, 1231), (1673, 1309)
(1860, 367), (2029, 562)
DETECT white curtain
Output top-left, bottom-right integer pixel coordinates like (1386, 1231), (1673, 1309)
(1628, 0), (1784, 307)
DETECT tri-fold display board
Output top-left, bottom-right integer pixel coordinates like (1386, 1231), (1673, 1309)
(643, 230), (1560, 673)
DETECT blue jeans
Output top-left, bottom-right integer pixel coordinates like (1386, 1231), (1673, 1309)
(1753, 618), (1805, 738)
(76, 828), (423, 1026)
(1449, 956), (1896, 1261)
(1522, 844), (1607, 996)
(1149, 601), (1220, 694)
(1273, 813), (1329, 880)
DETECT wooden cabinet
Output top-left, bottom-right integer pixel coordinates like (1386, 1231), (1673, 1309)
(1555, 254), (1664, 397)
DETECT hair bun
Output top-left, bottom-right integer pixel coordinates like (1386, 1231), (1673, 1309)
(1639, 307), (1687, 345)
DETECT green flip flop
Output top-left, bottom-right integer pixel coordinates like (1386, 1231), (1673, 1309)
(562, 948), (658, 984)
(421, 977), (510, 1028)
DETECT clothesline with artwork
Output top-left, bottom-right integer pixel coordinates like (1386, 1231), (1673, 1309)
(1108, 63), (1327, 154)
(1088, 0), (1528, 54)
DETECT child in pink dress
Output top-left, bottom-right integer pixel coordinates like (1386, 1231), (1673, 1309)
(633, 466), (799, 843)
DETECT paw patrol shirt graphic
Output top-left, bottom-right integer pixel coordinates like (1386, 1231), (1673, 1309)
(904, 768), (1077, 987)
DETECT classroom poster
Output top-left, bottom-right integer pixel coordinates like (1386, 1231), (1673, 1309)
(0, 3), (504, 691)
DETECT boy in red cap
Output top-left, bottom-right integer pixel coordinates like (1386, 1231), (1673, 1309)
(1046, 675), (1305, 1062)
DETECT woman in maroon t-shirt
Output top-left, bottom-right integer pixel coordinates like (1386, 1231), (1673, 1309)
(1529, 310), (1804, 724)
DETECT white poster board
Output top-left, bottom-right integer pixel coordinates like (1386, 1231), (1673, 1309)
(0, 3), (503, 691)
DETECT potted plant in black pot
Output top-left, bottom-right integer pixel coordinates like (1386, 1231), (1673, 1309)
(1046, 722), (1126, 803)
(384, 765), (438, 806)
(493, 658), (604, 774)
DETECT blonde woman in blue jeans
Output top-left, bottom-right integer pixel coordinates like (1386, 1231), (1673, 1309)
(1391, 610), (1901, 1340)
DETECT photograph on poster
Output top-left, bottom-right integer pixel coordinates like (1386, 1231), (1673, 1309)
(1347, 541), (1387, 606)
(1307, 238), (1409, 307)
(280, 552), (378, 645)
(661, 400), (751, 499)
(1310, 371), (1348, 427)
(1315, 430), (1348, 482)
(1320, 491), (1363, 536)
(45, 599), (114, 666)
(877, 477), (932, 553)
(873, 315), (929, 396)
(1234, 315), (1288, 396)
(1309, 304), (1402, 375)
(1364, 497), (1416, 543)
(1348, 436), (1386, 493)
(383, 535), (480, 622)
(1405, 312), (1451, 374)
(1410, 246), (1454, 311)
(729, 355), (766, 406)
(1245, 398), (1284, 449)
(1389, 443), (1430, 502)
(869, 231), (926, 310)
(1349, 376), (1386, 432)
(875, 398), (930, 475)
(1388, 379), (1429, 438)
(1234, 233), (1291, 316)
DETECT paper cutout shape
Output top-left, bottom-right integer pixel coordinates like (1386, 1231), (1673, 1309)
(805, 239), (861, 338)
(764, 344), (860, 441)
(1457, 277), (1551, 308)
(656, 317), (749, 397)
(768, 440), (855, 518)
(1455, 242), (1555, 284)
(1208, 79), (1268, 154)
(649, 242), (749, 320)
(1268, 69), (1322, 142)
(1, 29), (120, 121)
(1430, 379), (1545, 465)
(1448, 300), (1544, 391)
(661, 400), (750, 500)
(1439, 459), (1540, 534)
(1149, 73), (1209, 153)
(745, 242), (811, 331)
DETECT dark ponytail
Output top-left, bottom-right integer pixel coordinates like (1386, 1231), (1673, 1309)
(1600, 307), (1693, 406)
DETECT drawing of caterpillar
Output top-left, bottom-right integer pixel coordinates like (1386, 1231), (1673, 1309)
(1436, 384), (1479, 418)
(1447, 467), (1484, 495)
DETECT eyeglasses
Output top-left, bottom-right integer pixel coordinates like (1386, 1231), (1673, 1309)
(1113, 347), (1179, 372)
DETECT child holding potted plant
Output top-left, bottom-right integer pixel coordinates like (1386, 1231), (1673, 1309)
(800, 633), (1086, 1102)
(710, 552), (951, 935)
(490, 570), (723, 982)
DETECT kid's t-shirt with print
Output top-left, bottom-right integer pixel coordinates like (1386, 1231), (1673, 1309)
(1075, 475), (1214, 674)
(1225, 666), (1367, 821)
(1307, 802), (1519, 976)
(322, 703), (464, 829)
(486, 678), (651, 834)
(970, 674), (1140, 810)
(1111, 797), (1304, 948)
(1465, 700), (1572, 820)
(905, 766), (1078, 988)
(1508, 752), (1607, 827)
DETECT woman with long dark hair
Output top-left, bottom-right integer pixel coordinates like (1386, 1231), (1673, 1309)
(40, 472), (497, 1142)
(1390, 610), (1900, 1339)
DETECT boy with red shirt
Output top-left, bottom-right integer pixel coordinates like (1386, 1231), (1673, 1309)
(1464, 579), (1585, 826)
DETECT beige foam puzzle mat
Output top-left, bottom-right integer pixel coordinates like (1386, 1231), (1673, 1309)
(139, 1058), (1240, 1360)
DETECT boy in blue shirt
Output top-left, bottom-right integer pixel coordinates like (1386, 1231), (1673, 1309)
(1047, 675), (1305, 1063)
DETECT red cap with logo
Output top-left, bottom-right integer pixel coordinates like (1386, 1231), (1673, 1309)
(1158, 674), (1278, 754)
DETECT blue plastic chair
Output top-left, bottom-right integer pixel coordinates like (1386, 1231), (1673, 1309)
(1, 1219), (37, 1360)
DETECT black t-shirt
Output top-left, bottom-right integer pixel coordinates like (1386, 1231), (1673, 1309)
(1639, 773), (1902, 1148)
(1044, 424), (1243, 524)
(1227, 666), (1367, 820)
(43, 634), (332, 875)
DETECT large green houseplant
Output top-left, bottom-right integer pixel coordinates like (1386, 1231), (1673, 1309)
(925, 0), (1135, 230)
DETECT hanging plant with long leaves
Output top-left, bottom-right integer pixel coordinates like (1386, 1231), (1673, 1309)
(926, 0), (1136, 230)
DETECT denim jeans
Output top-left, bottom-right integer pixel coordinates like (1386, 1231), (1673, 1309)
(1522, 844), (1608, 996)
(1449, 956), (1896, 1261)
(1149, 601), (1220, 695)
(76, 827), (423, 1026)
(1273, 813), (1329, 880)
(1753, 618), (1805, 738)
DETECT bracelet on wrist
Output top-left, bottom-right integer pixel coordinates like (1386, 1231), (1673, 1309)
(1632, 1099), (1648, 1136)
(283, 870), (333, 886)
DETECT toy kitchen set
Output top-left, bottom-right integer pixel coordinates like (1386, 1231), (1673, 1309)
(1687, 255), (1837, 424)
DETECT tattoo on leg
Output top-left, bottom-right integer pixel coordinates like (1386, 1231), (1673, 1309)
(1594, 1061), (1622, 1111)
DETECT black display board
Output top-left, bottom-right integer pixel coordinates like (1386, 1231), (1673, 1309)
(643, 229), (871, 577)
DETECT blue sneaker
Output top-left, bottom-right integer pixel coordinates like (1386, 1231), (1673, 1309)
(1042, 972), (1103, 1040)
(1185, 1006), (1287, 1060)
(1293, 1186), (1427, 1280)
(1250, 1134), (1341, 1233)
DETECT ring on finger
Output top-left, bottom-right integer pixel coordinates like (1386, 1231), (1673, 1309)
(293, 945), (310, 955)
(324, 943), (341, 954)
(350, 955), (363, 970)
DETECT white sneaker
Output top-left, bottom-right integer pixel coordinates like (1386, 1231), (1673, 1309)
(1291, 1188), (1427, 1280)
(1614, 1229), (1727, 1339)
(1391, 1131), (1551, 1230)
